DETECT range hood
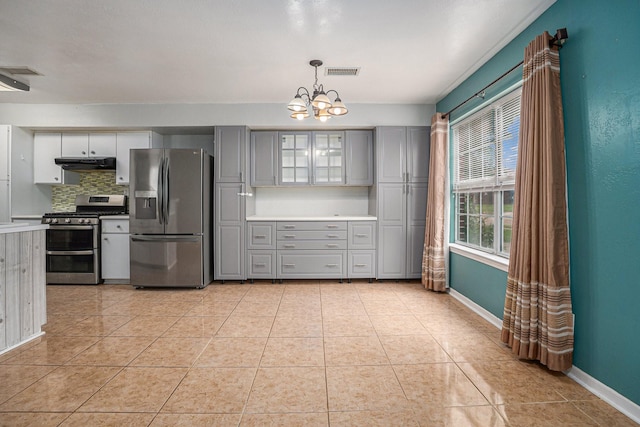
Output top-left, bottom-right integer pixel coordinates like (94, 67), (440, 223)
(55, 157), (117, 171)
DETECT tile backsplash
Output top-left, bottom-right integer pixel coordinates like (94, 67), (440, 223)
(51, 171), (128, 211)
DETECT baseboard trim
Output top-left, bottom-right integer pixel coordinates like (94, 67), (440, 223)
(565, 366), (640, 424)
(449, 288), (503, 329)
(448, 288), (640, 424)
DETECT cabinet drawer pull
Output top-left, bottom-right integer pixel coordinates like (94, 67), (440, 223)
(325, 264), (339, 268)
(283, 244), (296, 248)
(254, 235), (267, 239)
(326, 234), (339, 238)
(327, 225), (339, 229)
(283, 234), (296, 239)
(355, 263), (367, 267)
(283, 225), (296, 229)
(355, 233), (368, 238)
(253, 263), (267, 267)
(326, 244), (338, 248)
(283, 263), (296, 268)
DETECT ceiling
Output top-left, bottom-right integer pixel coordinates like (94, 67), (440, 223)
(0, 0), (554, 106)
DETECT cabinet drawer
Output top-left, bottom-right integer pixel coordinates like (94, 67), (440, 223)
(247, 250), (276, 278)
(277, 230), (347, 241)
(101, 219), (129, 233)
(277, 240), (347, 250)
(348, 250), (376, 278)
(248, 222), (276, 249)
(277, 251), (346, 278)
(348, 222), (376, 249)
(277, 221), (347, 231)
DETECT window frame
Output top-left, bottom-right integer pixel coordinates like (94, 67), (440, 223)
(451, 87), (521, 259)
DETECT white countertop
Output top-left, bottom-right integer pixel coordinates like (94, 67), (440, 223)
(0, 223), (49, 234)
(246, 215), (377, 222)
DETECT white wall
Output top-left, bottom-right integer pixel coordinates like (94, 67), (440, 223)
(254, 187), (371, 217)
(0, 103), (435, 129)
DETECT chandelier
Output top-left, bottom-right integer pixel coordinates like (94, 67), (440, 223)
(287, 60), (348, 121)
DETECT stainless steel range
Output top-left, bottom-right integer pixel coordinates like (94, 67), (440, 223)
(42, 195), (127, 285)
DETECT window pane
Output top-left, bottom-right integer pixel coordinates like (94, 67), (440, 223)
(282, 150), (294, 167)
(468, 216), (480, 246)
(502, 216), (512, 253)
(481, 216), (494, 249)
(468, 192), (480, 214)
(457, 212), (468, 243)
(282, 135), (294, 150)
(481, 192), (493, 215)
(458, 193), (467, 214)
(281, 167), (294, 182)
(503, 190), (514, 213)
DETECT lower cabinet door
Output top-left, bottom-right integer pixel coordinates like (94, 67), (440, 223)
(247, 250), (276, 279)
(277, 250), (346, 278)
(348, 250), (376, 278)
(101, 233), (130, 280)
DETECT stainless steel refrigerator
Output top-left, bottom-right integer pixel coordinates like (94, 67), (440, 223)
(129, 148), (213, 288)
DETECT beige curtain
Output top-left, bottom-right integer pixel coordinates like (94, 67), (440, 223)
(422, 113), (449, 292)
(501, 32), (573, 371)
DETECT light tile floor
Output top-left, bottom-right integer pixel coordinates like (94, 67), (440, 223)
(0, 280), (637, 426)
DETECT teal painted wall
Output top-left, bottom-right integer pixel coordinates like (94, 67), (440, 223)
(449, 253), (507, 319)
(439, 0), (640, 405)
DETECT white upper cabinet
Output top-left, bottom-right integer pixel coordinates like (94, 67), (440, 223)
(61, 132), (116, 157)
(33, 133), (79, 185)
(115, 132), (154, 185)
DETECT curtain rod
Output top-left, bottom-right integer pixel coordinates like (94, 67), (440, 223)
(441, 28), (568, 119)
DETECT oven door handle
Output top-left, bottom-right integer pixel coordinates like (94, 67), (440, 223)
(47, 250), (95, 255)
(131, 236), (200, 243)
(47, 225), (95, 230)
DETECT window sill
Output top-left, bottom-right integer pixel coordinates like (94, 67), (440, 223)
(449, 243), (509, 272)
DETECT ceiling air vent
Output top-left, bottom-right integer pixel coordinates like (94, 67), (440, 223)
(325, 67), (360, 77)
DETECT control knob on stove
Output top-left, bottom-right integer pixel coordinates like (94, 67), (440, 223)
(64, 218), (71, 223)
(52, 218), (58, 224)
(78, 218), (85, 224)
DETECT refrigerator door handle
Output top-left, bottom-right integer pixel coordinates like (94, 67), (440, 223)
(163, 156), (170, 225)
(131, 235), (201, 243)
(157, 157), (164, 225)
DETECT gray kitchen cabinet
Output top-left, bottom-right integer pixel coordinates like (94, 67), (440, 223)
(376, 126), (430, 279)
(250, 131), (278, 186)
(216, 126), (248, 183)
(345, 130), (374, 186)
(33, 133), (80, 185)
(276, 221), (347, 280)
(347, 221), (376, 280)
(101, 218), (130, 282)
(246, 221), (276, 280)
(215, 182), (246, 281)
(214, 126), (249, 282)
(377, 126), (429, 184)
(312, 131), (345, 185)
(279, 131), (312, 185)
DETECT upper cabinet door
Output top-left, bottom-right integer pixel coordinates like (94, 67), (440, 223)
(0, 125), (9, 180)
(279, 132), (311, 185)
(216, 126), (247, 183)
(61, 133), (89, 157)
(250, 131), (278, 186)
(345, 130), (373, 186)
(88, 133), (117, 157)
(407, 126), (430, 183)
(116, 132), (151, 185)
(312, 131), (345, 185)
(376, 127), (406, 183)
(34, 133), (64, 184)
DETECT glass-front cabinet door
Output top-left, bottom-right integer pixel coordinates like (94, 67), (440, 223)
(279, 132), (311, 185)
(313, 131), (345, 185)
